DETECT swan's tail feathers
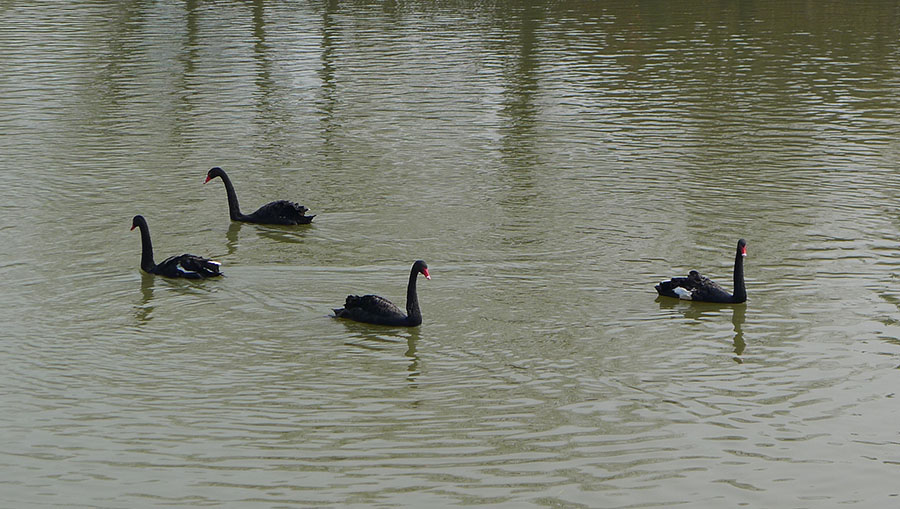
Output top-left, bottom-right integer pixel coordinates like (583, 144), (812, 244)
(655, 277), (689, 299)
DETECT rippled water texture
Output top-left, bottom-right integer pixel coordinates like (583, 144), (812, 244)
(2, 1), (900, 507)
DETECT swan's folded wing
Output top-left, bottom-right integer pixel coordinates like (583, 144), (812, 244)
(656, 271), (727, 301)
(249, 200), (313, 224)
(690, 280), (732, 302)
(344, 294), (404, 315)
(157, 254), (222, 278)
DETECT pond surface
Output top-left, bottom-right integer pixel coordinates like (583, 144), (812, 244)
(2, 1), (900, 506)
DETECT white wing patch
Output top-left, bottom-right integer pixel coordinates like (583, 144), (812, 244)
(674, 287), (693, 300)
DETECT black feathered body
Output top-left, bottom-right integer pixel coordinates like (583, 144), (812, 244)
(244, 199), (315, 225)
(655, 239), (747, 304)
(151, 254), (222, 279)
(655, 270), (735, 303)
(333, 260), (429, 327)
(205, 167), (314, 225)
(333, 294), (416, 326)
(131, 215), (223, 280)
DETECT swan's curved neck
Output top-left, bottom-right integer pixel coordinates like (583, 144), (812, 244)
(732, 249), (746, 303)
(405, 267), (422, 326)
(137, 223), (156, 272)
(217, 173), (245, 220)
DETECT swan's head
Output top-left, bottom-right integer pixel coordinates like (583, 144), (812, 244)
(130, 215), (147, 231)
(738, 238), (747, 257)
(205, 166), (225, 184)
(413, 260), (431, 280)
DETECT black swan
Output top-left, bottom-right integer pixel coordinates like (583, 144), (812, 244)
(204, 166), (315, 225)
(333, 260), (431, 326)
(655, 239), (747, 303)
(131, 215), (222, 279)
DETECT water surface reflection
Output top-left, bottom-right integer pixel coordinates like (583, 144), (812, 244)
(657, 298), (747, 360)
(2, 0), (900, 507)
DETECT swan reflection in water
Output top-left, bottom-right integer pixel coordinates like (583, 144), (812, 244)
(226, 220), (313, 254)
(133, 271), (220, 326)
(656, 298), (747, 362)
(134, 272), (156, 325)
(338, 323), (422, 385)
(225, 221), (243, 256)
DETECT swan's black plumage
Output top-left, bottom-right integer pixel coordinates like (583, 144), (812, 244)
(333, 260), (430, 326)
(655, 239), (747, 303)
(131, 215), (222, 279)
(204, 166), (315, 225)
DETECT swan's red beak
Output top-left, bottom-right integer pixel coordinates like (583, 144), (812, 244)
(741, 246), (747, 257)
(130, 225), (136, 231)
(204, 175), (212, 184)
(422, 268), (431, 280)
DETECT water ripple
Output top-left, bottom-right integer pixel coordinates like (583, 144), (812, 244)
(3, 1), (900, 507)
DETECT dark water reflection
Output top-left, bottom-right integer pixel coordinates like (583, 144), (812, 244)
(135, 272), (156, 325)
(2, 0), (900, 507)
(657, 299), (747, 360)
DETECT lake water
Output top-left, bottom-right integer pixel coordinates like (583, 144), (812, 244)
(2, 1), (900, 506)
